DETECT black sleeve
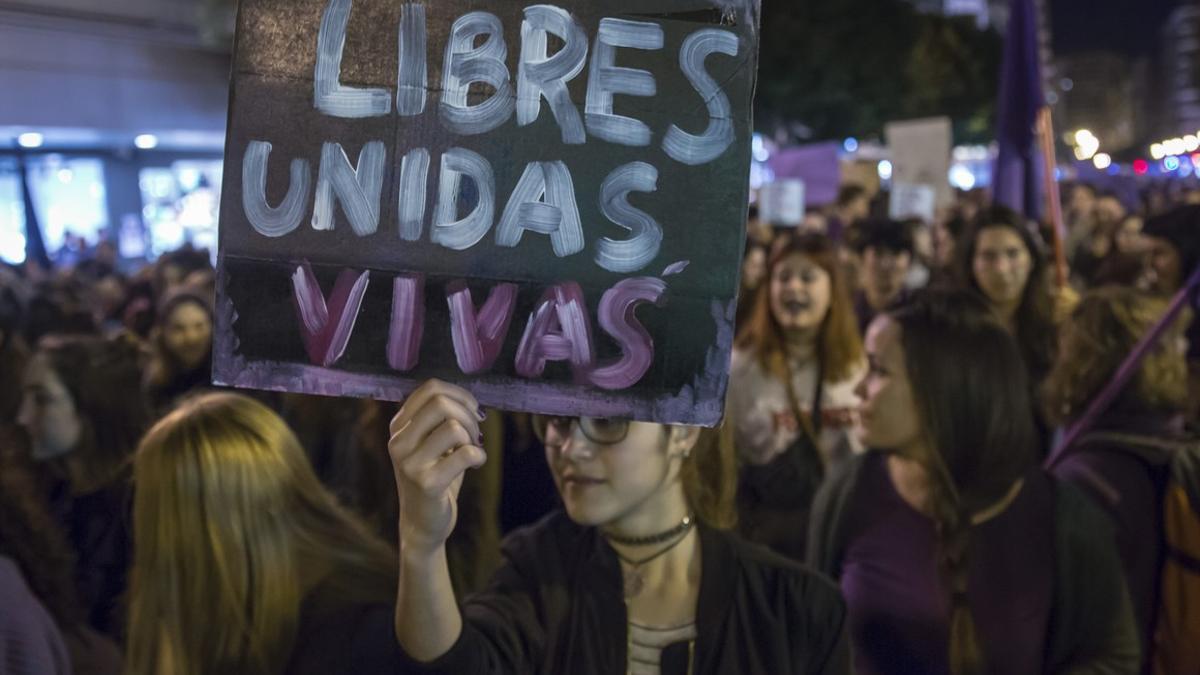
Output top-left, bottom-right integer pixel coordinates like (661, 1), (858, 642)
(793, 573), (851, 675)
(738, 437), (827, 561)
(1045, 482), (1140, 675)
(285, 604), (406, 675)
(805, 453), (867, 578)
(395, 531), (547, 675)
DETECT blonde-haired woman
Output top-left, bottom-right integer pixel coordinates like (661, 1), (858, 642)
(126, 393), (403, 675)
(1045, 286), (1198, 673)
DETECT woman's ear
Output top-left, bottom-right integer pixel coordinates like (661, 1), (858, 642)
(669, 425), (702, 459)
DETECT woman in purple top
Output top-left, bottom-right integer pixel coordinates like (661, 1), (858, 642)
(808, 289), (1140, 675)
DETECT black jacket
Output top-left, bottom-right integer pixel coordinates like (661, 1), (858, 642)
(398, 511), (850, 674)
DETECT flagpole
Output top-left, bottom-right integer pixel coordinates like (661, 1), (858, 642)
(1036, 106), (1068, 288)
(1047, 260), (1200, 468)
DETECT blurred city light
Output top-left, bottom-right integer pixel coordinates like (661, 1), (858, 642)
(877, 160), (893, 181)
(134, 134), (159, 150)
(17, 132), (43, 148)
(1092, 153), (1112, 170)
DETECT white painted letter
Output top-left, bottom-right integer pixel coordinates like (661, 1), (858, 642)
(440, 12), (515, 135)
(517, 5), (588, 145)
(314, 0), (392, 118)
(495, 161), (584, 258)
(243, 141), (311, 238)
(663, 29), (739, 165)
(594, 162), (661, 273)
(312, 141), (386, 236)
(396, 3), (428, 116)
(397, 148), (430, 241)
(433, 148), (495, 250)
(584, 19), (664, 147)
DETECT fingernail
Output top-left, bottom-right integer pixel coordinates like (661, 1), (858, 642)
(476, 432), (484, 445)
(477, 407), (487, 421)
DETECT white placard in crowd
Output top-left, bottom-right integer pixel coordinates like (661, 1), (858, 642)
(759, 180), (806, 227)
(889, 183), (937, 223)
(886, 117), (953, 208)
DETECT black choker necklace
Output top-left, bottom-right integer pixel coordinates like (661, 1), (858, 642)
(604, 515), (694, 547)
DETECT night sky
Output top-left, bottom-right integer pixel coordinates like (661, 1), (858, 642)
(1051, 0), (1177, 57)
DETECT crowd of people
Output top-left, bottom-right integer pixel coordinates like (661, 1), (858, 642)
(0, 179), (1198, 675)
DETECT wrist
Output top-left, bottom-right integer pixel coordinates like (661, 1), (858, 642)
(400, 539), (446, 568)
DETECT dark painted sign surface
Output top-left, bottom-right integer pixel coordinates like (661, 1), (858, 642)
(214, 0), (760, 425)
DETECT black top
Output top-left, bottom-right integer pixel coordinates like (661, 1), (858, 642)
(397, 511), (850, 675)
(45, 476), (131, 640)
(284, 599), (406, 675)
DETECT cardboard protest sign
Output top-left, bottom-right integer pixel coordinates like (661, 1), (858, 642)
(213, 0), (761, 426)
(889, 183), (937, 223)
(759, 180), (805, 227)
(885, 117), (952, 208)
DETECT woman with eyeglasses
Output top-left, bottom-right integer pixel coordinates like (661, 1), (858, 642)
(388, 380), (849, 675)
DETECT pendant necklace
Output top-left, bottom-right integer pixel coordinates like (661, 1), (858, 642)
(608, 516), (695, 599)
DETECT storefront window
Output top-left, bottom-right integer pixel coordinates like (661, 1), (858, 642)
(140, 160), (222, 261)
(0, 158), (25, 264)
(26, 156), (109, 263)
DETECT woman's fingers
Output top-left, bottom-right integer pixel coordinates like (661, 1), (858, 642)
(391, 379), (482, 437)
(399, 419), (486, 498)
(388, 394), (482, 465)
(421, 444), (488, 495)
(401, 418), (474, 476)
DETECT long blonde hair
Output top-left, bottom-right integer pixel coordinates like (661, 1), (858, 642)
(126, 393), (396, 675)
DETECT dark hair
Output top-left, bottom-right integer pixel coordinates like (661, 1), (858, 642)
(958, 205), (1057, 380)
(836, 184), (868, 208)
(38, 333), (150, 490)
(887, 289), (1037, 675)
(0, 454), (83, 630)
(24, 280), (97, 344)
(852, 218), (915, 256)
(736, 233), (864, 383)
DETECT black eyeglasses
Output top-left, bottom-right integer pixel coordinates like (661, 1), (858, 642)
(531, 415), (630, 446)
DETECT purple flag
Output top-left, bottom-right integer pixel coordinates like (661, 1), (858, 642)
(992, 0), (1045, 220)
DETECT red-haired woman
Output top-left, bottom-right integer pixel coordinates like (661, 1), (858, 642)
(728, 233), (865, 560)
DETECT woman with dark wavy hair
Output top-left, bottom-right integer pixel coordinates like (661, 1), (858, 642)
(17, 334), (150, 638)
(0, 456), (122, 674)
(808, 289), (1138, 675)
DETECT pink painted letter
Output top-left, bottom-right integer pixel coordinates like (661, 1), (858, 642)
(589, 277), (667, 390)
(514, 281), (596, 380)
(291, 262), (370, 368)
(446, 280), (518, 374)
